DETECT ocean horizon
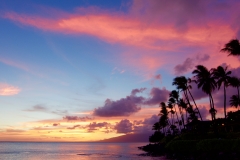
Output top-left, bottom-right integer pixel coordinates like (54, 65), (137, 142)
(0, 142), (165, 160)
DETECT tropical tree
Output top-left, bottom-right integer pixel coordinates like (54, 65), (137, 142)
(172, 76), (202, 121)
(221, 39), (240, 56)
(212, 66), (232, 119)
(159, 102), (169, 135)
(192, 65), (217, 120)
(168, 90), (181, 130)
(230, 95), (240, 110)
(229, 76), (240, 108)
(178, 98), (188, 127)
(152, 122), (161, 132)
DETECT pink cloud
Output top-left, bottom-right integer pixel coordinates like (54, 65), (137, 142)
(2, 1), (240, 76)
(0, 83), (20, 96)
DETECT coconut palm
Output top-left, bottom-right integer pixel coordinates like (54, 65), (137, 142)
(152, 122), (161, 132)
(168, 91), (181, 129)
(192, 65), (217, 120)
(178, 98), (188, 127)
(172, 76), (202, 121)
(230, 95), (239, 110)
(212, 66), (232, 119)
(229, 76), (240, 108)
(221, 39), (240, 56)
(159, 102), (169, 135)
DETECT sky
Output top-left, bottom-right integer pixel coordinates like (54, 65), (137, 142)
(0, 0), (240, 142)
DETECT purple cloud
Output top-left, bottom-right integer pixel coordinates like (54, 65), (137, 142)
(67, 125), (81, 130)
(93, 88), (145, 117)
(63, 116), (93, 121)
(115, 119), (133, 133)
(174, 54), (210, 75)
(131, 88), (146, 95)
(145, 87), (170, 105)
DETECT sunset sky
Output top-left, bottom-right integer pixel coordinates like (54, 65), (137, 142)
(1, 0), (240, 142)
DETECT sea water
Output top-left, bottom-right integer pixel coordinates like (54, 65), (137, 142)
(0, 142), (165, 160)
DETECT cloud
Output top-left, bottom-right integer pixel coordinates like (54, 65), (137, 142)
(131, 88), (146, 95)
(0, 83), (20, 96)
(87, 122), (110, 132)
(142, 114), (159, 125)
(174, 54), (210, 75)
(63, 116), (93, 121)
(2, 1), (240, 76)
(93, 88), (144, 117)
(67, 125), (81, 130)
(24, 105), (48, 112)
(114, 119), (133, 133)
(52, 123), (60, 126)
(145, 87), (170, 105)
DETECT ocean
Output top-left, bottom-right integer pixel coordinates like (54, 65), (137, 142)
(0, 142), (165, 160)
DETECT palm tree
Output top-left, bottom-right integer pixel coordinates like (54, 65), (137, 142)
(152, 122), (161, 132)
(168, 91), (181, 130)
(229, 76), (240, 108)
(212, 66), (232, 119)
(221, 39), (240, 56)
(159, 102), (169, 135)
(192, 65), (217, 120)
(230, 95), (240, 110)
(178, 98), (188, 127)
(172, 76), (203, 121)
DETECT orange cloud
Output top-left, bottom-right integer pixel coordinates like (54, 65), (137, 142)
(0, 83), (20, 96)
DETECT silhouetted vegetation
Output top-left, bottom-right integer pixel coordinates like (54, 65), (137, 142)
(139, 39), (240, 159)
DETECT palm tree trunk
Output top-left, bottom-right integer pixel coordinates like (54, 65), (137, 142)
(210, 93), (216, 120)
(173, 105), (181, 130)
(224, 85), (227, 119)
(209, 95), (214, 121)
(187, 88), (203, 121)
(237, 86), (240, 110)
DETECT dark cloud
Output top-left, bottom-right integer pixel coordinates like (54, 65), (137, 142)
(93, 88), (145, 117)
(174, 54), (210, 75)
(145, 87), (170, 105)
(67, 125), (81, 130)
(131, 88), (146, 95)
(52, 123), (60, 126)
(114, 119), (133, 133)
(174, 58), (195, 75)
(63, 116), (93, 121)
(93, 87), (170, 117)
(143, 114), (159, 125)
(24, 105), (47, 112)
(88, 122), (110, 132)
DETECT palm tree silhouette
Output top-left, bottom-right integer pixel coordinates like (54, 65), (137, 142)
(221, 39), (240, 56)
(230, 95), (240, 110)
(152, 122), (161, 132)
(172, 76), (202, 121)
(159, 102), (169, 135)
(192, 65), (217, 120)
(230, 76), (240, 108)
(212, 66), (232, 119)
(169, 90), (182, 130)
